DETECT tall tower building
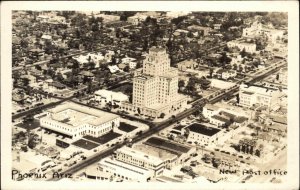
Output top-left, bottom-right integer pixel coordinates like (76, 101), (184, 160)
(121, 47), (187, 118)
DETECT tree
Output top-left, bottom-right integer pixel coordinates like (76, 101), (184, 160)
(235, 94), (240, 104)
(276, 73), (279, 81)
(186, 78), (196, 94)
(212, 158), (221, 168)
(28, 136), (37, 149)
(199, 78), (211, 90)
(178, 80), (185, 89)
(160, 113), (165, 118)
(137, 107), (141, 114)
(209, 68), (214, 78)
(240, 48), (247, 58)
(123, 65), (130, 72)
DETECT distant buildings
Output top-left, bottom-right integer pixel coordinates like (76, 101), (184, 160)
(239, 84), (282, 108)
(166, 11), (191, 18)
(40, 102), (120, 139)
(221, 70), (237, 80)
(213, 24), (222, 30)
(121, 57), (137, 69)
(242, 21), (285, 44)
(177, 60), (198, 71)
(227, 39), (256, 53)
(121, 47), (188, 118)
(91, 14), (120, 23)
(72, 52), (106, 68)
(187, 25), (212, 36)
(127, 14), (148, 25)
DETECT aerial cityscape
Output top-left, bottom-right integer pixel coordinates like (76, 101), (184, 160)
(11, 11), (288, 183)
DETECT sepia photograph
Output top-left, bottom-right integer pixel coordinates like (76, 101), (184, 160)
(1, 1), (299, 190)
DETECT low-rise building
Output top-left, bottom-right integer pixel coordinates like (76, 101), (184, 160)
(99, 157), (154, 182)
(122, 57), (137, 69)
(209, 115), (230, 127)
(114, 145), (177, 176)
(213, 24), (222, 30)
(187, 25), (212, 36)
(222, 70), (237, 80)
(108, 65), (120, 73)
(40, 102), (120, 139)
(242, 21), (285, 44)
(202, 104), (219, 119)
(186, 123), (221, 144)
(177, 60), (198, 71)
(239, 84), (282, 108)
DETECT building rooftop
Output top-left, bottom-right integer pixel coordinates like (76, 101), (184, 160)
(240, 84), (279, 96)
(211, 115), (230, 123)
(99, 157), (151, 176)
(187, 123), (221, 136)
(144, 136), (191, 156)
(116, 146), (164, 166)
(48, 102), (119, 127)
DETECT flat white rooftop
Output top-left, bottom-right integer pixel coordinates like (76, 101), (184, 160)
(48, 102), (119, 127)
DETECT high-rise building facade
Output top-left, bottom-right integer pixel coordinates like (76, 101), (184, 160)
(121, 47), (187, 118)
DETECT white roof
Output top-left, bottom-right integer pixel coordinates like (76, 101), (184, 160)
(99, 157), (153, 177)
(41, 35), (52, 40)
(240, 84), (279, 96)
(108, 65), (120, 73)
(116, 146), (164, 166)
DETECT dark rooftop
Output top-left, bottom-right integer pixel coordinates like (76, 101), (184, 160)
(187, 123), (220, 136)
(242, 91), (255, 95)
(219, 111), (236, 119)
(144, 137), (191, 155)
(173, 125), (186, 131)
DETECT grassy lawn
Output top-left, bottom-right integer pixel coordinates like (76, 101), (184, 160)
(118, 122), (137, 132)
(84, 131), (122, 144)
(72, 139), (100, 150)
